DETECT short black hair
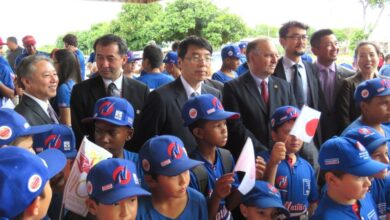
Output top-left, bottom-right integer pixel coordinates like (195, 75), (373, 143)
(310, 29), (334, 48)
(354, 41), (381, 60)
(178, 36), (212, 59)
(188, 119), (207, 134)
(7, 36), (17, 44)
(143, 44), (163, 69)
(93, 34), (128, 56)
(172, 40), (180, 51)
(63, 34), (78, 47)
(279, 21), (309, 38)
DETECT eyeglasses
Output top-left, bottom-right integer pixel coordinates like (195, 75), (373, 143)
(285, 35), (308, 41)
(185, 55), (213, 63)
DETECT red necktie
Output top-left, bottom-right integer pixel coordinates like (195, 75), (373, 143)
(261, 80), (268, 105)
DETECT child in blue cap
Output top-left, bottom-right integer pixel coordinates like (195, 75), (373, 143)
(32, 124), (78, 220)
(162, 51), (180, 79)
(0, 146), (66, 220)
(212, 45), (241, 83)
(240, 181), (289, 220)
(344, 126), (390, 219)
(311, 136), (388, 220)
(86, 158), (150, 220)
(0, 108), (52, 153)
(259, 105), (318, 219)
(137, 135), (207, 220)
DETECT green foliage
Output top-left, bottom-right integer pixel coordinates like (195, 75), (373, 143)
(349, 29), (368, 52)
(249, 24), (279, 38)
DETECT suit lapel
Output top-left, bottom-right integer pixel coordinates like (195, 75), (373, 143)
(274, 58), (287, 80)
(122, 77), (133, 101)
(304, 61), (318, 108)
(173, 79), (188, 111)
(23, 96), (52, 124)
(89, 76), (106, 101)
(243, 73), (267, 114)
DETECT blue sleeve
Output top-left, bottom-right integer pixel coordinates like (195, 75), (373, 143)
(309, 165), (319, 202)
(385, 176), (390, 212)
(56, 83), (72, 108)
(212, 72), (223, 83)
(199, 191), (208, 220)
(0, 66), (15, 90)
(189, 170), (201, 191)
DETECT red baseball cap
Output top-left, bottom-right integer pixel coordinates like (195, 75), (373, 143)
(0, 37), (6, 45)
(22, 35), (36, 46)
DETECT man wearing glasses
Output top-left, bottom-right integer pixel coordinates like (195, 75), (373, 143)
(132, 36), (221, 153)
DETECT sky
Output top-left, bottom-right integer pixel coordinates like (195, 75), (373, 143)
(1, 0), (389, 46)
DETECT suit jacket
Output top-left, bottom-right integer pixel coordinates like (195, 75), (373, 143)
(15, 95), (53, 126)
(70, 75), (149, 148)
(132, 77), (222, 153)
(223, 72), (296, 159)
(313, 64), (355, 142)
(204, 78), (224, 92)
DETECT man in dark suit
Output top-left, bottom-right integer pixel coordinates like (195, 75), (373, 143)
(71, 34), (149, 148)
(310, 29), (355, 143)
(223, 37), (296, 158)
(132, 36), (221, 153)
(15, 55), (59, 125)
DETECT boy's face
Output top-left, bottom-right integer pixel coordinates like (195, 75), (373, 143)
(89, 196), (138, 220)
(94, 120), (133, 158)
(361, 96), (390, 123)
(226, 57), (240, 70)
(240, 204), (282, 220)
(11, 135), (35, 154)
(155, 170), (190, 199)
(371, 144), (389, 179)
(331, 173), (371, 202)
(272, 120), (303, 154)
(37, 182), (53, 220)
(196, 119), (228, 147)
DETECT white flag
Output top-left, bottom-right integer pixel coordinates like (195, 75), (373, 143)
(290, 105), (321, 143)
(63, 136), (112, 217)
(233, 138), (256, 195)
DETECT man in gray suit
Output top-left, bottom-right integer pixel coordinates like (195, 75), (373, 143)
(15, 55), (59, 125)
(310, 29), (355, 143)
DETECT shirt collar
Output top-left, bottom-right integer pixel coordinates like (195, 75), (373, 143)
(249, 72), (269, 86)
(102, 74), (123, 90)
(180, 76), (202, 98)
(315, 61), (336, 72)
(283, 56), (303, 69)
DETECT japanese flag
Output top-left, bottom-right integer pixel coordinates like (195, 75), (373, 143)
(289, 105), (321, 143)
(234, 138), (256, 195)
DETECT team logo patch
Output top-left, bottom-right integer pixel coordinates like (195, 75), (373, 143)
(227, 51), (233, 56)
(23, 122), (30, 129)
(286, 107), (299, 118)
(28, 174), (42, 193)
(267, 183), (280, 197)
(276, 176), (288, 189)
(358, 127), (372, 135)
(114, 110), (123, 120)
(0, 126), (12, 140)
(98, 101), (115, 116)
(212, 97), (223, 110)
(303, 179), (311, 196)
(189, 108), (197, 119)
(324, 158), (339, 165)
(112, 165), (131, 185)
(167, 142), (184, 160)
(64, 141), (71, 151)
(142, 159), (150, 172)
(361, 89), (369, 98)
(44, 134), (62, 149)
(87, 181), (93, 195)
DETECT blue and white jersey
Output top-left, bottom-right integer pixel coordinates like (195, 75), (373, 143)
(370, 176), (390, 220)
(259, 152), (318, 219)
(212, 70), (237, 83)
(236, 63), (248, 76)
(136, 72), (173, 91)
(239, 54), (247, 65)
(189, 148), (238, 220)
(0, 57), (15, 107)
(136, 187), (207, 220)
(56, 80), (75, 108)
(310, 192), (378, 220)
(74, 49), (85, 80)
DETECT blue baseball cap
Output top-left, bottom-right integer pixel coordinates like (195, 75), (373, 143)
(0, 108), (52, 146)
(127, 51), (142, 63)
(242, 181), (289, 217)
(318, 136), (388, 176)
(82, 97), (134, 128)
(181, 94), (240, 126)
(163, 51), (178, 65)
(238, 42), (248, 49)
(354, 78), (390, 103)
(87, 158), (150, 205)
(271, 106), (300, 130)
(0, 147), (66, 219)
(343, 126), (390, 155)
(33, 124), (77, 159)
(139, 135), (203, 176)
(221, 45), (241, 60)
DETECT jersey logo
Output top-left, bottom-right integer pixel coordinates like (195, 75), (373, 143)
(276, 176), (288, 189)
(302, 179), (310, 196)
(44, 134), (62, 149)
(112, 165), (131, 185)
(358, 127), (372, 135)
(98, 101), (115, 116)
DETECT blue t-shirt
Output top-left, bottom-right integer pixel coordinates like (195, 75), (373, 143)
(189, 148), (238, 220)
(379, 64), (390, 77)
(239, 54), (247, 65)
(212, 70), (237, 83)
(0, 57), (15, 107)
(310, 192), (378, 220)
(236, 62), (248, 76)
(259, 152), (319, 219)
(136, 72), (173, 91)
(370, 176), (390, 220)
(136, 187), (207, 220)
(74, 49), (85, 81)
(56, 80), (75, 108)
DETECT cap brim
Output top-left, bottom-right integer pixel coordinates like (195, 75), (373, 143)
(20, 124), (53, 137)
(204, 111), (240, 121)
(246, 197), (290, 217)
(366, 137), (390, 154)
(159, 159), (203, 176)
(38, 148), (66, 179)
(378, 90), (390, 98)
(97, 186), (151, 205)
(347, 159), (388, 177)
(82, 117), (132, 128)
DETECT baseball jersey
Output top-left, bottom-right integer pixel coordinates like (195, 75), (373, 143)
(136, 72), (173, 91)
(310, 192), (378, 220)
(0, 57), (15, 107)
(56, 80), (75, 108)
(370, 176), (390, 220)
(136, 187), (207, 220)
(259, 152), (319, 219)
(212, 70), (237, 83)
(189, 148), (238, 220)
(74, 49), (85, 81)
(236, 62), (248, 76)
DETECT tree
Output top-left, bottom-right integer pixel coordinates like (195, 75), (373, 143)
(249, 24), (279, 38)
(359, 0), (389, 37)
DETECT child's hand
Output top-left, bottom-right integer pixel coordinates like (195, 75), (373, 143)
(214, 172), (235, 200)
(270, 142), (286, 165)
(256, 156), (266, 180)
